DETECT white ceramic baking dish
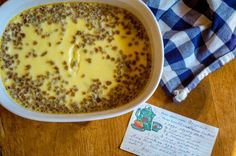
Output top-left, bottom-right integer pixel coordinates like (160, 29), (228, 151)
(0, 0), (163, 122)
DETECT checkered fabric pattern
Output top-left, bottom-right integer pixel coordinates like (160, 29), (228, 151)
(144, 0), (236, 102)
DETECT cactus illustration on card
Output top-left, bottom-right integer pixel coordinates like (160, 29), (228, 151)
(131, 105), (162, 132)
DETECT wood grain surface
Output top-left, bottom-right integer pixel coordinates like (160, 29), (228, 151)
(0, 0), (236, 155)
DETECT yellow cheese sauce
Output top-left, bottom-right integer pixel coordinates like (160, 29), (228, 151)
(0, 2), (151, 113)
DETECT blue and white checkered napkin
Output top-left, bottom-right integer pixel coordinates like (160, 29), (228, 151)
(145, 0), (236, 102)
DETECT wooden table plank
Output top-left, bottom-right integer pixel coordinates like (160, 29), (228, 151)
(209, 60), (236, 156)
(0, 1), (236, 155)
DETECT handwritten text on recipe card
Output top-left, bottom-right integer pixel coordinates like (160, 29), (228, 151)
(120, 103), (219, 156)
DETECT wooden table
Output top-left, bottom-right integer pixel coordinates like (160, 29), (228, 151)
(0, 1), (236, 155)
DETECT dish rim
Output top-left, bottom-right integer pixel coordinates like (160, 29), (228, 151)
(0, 0), (164, 122)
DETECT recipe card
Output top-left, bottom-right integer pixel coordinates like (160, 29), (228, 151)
(120, 103), (219, 156)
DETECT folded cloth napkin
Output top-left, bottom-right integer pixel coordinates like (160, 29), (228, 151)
(144, 0), (236, 102)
